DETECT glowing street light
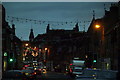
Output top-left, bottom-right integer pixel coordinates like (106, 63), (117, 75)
(45, 48), (47, 51)
(94, 22), (105, 69)
(95, 24), (100, 29)
(25, 43), (28, 46)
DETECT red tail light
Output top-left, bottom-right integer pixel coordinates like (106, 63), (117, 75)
(70, 64), (73, 65)
(34, 72), (37, 75)
(70, 68), (72, 72)
(22, 67), (25, 69)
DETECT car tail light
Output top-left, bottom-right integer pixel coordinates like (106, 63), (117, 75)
(34, 72), (36, 75)
(70, 64), (73, 65)
(70, 68), (72, 72)
(22, 67), (25, 69)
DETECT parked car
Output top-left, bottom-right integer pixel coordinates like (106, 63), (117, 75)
(2, 70), (26, 80)
(21, 69), (36, 79)
(34, 70), (42, 75)
(26, 67), (34, 70)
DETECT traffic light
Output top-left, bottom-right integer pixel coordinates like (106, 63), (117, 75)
(9, 58), (13, 62)
(4, 52), (7, 57)
(93, 54), (97, 63)
(9, 52), (14, 62)
(93, 60), (97, 63)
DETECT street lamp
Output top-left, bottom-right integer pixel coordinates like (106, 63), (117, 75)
(95, 24), (101, 29)
(95, 23), (105, 69)
(25, 43), (29, 46)
(95, 24), (105, 56)
(45, 48), (48, 51)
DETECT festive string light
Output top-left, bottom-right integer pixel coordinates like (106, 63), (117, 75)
(7, 16), (91, 26)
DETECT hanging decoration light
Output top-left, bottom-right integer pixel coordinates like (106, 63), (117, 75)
(6, 16), (91, 27)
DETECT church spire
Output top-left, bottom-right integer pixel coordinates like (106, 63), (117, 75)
(104, 4), (106, 12)
(12, 24), (15, 35)
(93, 10), (95, 20)
(73, 23), (79, 32)
(46, 24), (50, 33)
(29, 28), (34, 42)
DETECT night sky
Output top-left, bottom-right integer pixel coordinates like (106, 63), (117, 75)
(2, 2), (114, 40)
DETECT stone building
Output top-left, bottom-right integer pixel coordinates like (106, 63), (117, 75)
(33, 23), (88, 72)
(87, 2), (120, 70)
(2, 5), (22, 71)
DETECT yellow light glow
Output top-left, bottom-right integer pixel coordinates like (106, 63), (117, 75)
(34, 47), (37, 49)
(39, 49), (42, 52)
(23, 54), (25, 56)
(85, 55), (88, 58)
(4, 61), (7, 71)
(36, 52), (38, 56)
(34, 68), (37, 70)
(25, 53), (27, 56)
(27, 47), (29, 49)
(42, 69), (47, 73)
(32, 51), (35, 56)
(23, 57), (25, 61)
(107, 63), (109, 70)
(45, 48), (48, 51)
(95, 24), (100, 28)
(25, 43), (28, 46)
(95, 24), (100, 29)
(25, 73), (29, 75)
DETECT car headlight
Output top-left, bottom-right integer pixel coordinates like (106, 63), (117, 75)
(25, 73), (29, 75)
(76, 75), (79, 77)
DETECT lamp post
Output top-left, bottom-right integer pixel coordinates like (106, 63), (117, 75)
(95, 23), (105, 69)
(95, 24), (105, 55)
(45, 48), (48, 62)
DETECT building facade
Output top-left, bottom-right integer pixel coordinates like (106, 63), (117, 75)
(2, 5), (22, 72)
(33, 23), (89, 72)
(87, 2), (120, 70)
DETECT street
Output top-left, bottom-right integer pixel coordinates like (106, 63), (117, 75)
(1, 2), (120, 80)
(2, 69), (117, 80)
(37, 69), (117, 80)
